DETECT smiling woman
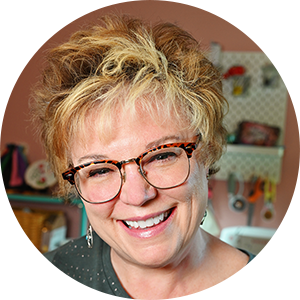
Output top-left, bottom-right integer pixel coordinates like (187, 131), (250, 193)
(31, 14), (254, 299)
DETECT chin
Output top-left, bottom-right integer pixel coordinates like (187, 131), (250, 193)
(121, 238), (185, 269)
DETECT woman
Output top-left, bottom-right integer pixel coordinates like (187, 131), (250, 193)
(32, 14), (254, 298)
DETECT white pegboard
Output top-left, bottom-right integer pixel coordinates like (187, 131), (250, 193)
(214, 51), (287, 183)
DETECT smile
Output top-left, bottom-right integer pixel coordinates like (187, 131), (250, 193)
(123, 208), (173, 230)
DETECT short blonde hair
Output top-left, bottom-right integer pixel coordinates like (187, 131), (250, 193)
(31, 14), (228, 199)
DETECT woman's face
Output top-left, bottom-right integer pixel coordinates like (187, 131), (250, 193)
(71, 106), (208, 269)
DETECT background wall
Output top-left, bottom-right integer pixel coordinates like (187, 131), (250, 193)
(0, 0), (300, 229)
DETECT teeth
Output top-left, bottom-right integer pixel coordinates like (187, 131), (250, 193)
(125, 211), (170, 229)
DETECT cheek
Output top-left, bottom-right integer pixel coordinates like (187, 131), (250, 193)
(159, 160), (207, 206)
(83, 200), (116, 227)
(185, 162), (208, 220)
(188, 161), (208, 198)
(171, 162), (207, 240)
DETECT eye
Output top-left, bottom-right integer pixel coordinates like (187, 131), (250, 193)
(154, 152), (176, 161)
(146, 151), (178, 164)
(88, 167), (115, 178)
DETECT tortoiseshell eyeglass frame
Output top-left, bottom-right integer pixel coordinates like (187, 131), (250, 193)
(62, 136), (200, 203)
(63, 141), (198, 183)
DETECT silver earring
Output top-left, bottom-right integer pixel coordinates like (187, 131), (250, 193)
(86, 225), (93, 248)
(200, 210), (207, 225)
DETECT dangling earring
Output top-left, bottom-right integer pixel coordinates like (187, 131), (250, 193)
(86, 225), (93, 248)
(200, 210), (207, 225)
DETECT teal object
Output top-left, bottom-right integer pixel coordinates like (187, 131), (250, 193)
(7, 193), (87, 237)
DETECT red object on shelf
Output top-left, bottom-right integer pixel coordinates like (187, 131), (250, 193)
(223, 66), (246, 79)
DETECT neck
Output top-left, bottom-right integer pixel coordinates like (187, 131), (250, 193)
(111, 228), (209, 299)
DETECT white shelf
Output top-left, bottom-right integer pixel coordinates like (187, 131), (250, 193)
(226, 144), (285, 157)
(215, 144), (285, 183)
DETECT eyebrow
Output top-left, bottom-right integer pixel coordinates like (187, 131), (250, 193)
(76, 135), (183, 165)
(77, 154), (109, 165)
(145, 135), (182, 149)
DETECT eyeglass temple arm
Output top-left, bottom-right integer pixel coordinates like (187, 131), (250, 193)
(195, 133), (202, 148)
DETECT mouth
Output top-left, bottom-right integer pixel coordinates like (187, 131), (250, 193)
(122, 208), (174, 230)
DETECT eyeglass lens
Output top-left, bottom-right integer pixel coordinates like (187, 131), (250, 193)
(75, 147), (190, 203)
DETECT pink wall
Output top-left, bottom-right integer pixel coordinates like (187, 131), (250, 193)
(0, 0), (300, 229)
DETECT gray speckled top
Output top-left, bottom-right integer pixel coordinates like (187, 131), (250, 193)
(2, 234), (288, 300)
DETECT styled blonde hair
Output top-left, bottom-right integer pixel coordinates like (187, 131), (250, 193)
(31, 14), (228, 199)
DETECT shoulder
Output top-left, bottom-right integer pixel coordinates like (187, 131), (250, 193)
(3, 237), (102, 300)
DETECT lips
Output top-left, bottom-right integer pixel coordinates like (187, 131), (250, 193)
(122, 208), (174, 230)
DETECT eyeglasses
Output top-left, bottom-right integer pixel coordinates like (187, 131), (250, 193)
(62, 141), (198, 204)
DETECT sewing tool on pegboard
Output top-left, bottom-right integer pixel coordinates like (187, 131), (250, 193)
(247, 176), (264, 226)
(261, 178), (276, 221)
(227, 172), (247, 212)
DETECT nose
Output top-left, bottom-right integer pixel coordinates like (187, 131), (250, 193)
(118, 162), (157, 206)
